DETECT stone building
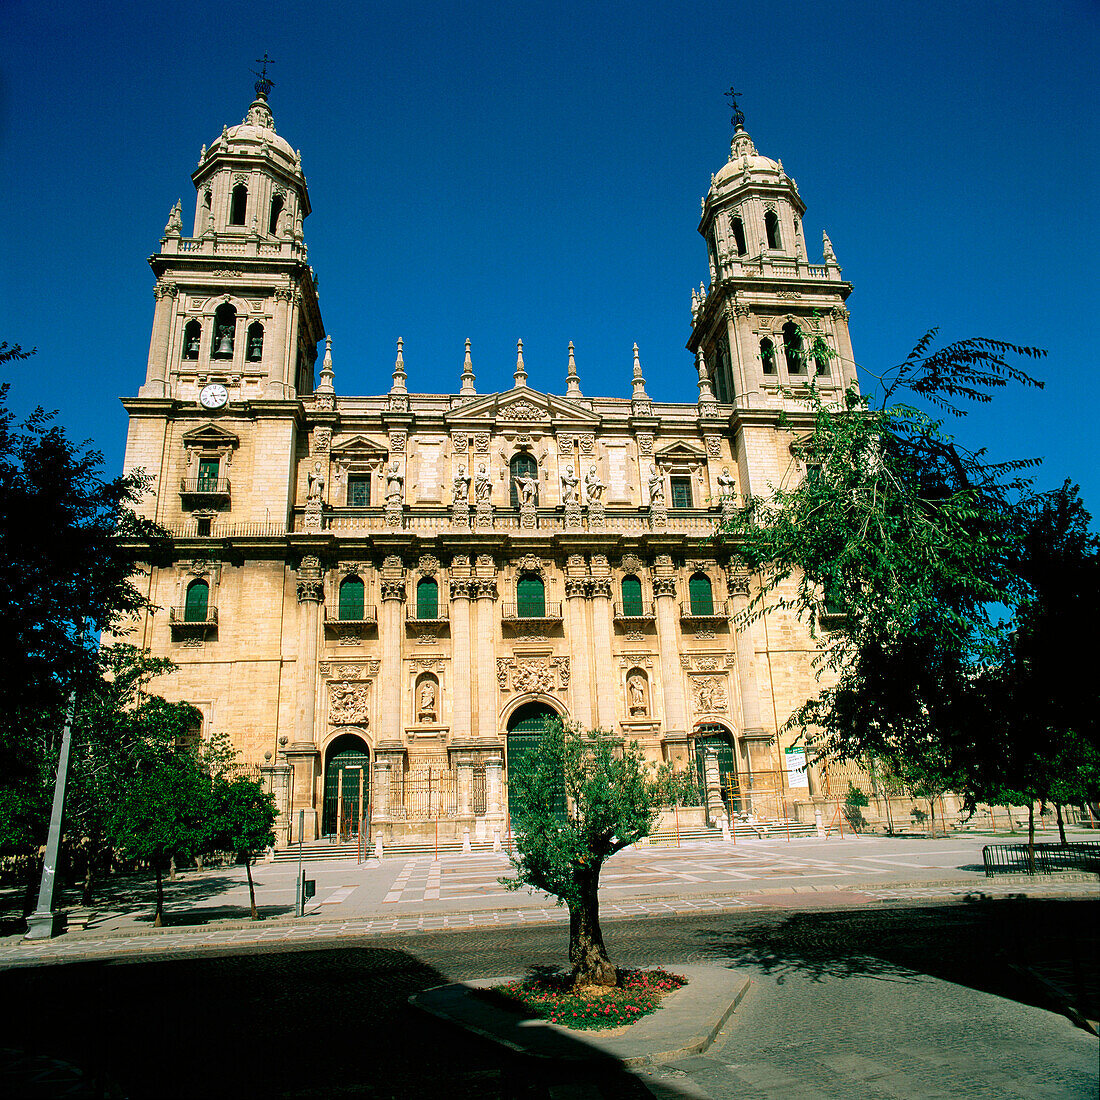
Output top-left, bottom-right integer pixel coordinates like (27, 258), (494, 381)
(118, 77), (864, 846)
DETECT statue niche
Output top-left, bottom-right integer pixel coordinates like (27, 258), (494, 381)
(415, 672), (439, 724)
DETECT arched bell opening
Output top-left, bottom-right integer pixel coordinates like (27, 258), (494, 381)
(321, 733), (371, 838)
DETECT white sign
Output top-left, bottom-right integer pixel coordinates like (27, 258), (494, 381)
(785, 747), (808, 788)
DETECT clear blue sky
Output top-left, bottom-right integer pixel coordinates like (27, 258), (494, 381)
(2, 1), (1098, 510)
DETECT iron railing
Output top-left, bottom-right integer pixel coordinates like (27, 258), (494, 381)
(501, 602), (563, 622)
(180, 477), (230, 495)
(324, 608), (378, 626)
(680, 599), (729, 620)
(982, 842), (1100, 876)
(613, 601), (656, 621)
(169, 606), (218, 625)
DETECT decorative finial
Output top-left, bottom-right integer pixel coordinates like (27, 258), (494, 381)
(631, 343), (649, 402)
(822, 230), (838, 264)
(251, 53), (276, 101)
(565, 342), (582, 397)
(514, 339), (527, 388)
(163, 200), (182, 237)
(391, 337), (407, 393)
(724, 86), (745, 133)
(696, 348), (715, 404)
(316, 335), (335, 394)
(460, 338), (477, 395)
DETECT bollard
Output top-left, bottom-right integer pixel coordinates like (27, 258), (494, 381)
(462, 826), (472, 853)
(721, 820), (731, 842)
(492, 827), (501, 852)
(374, 837), (384, 860)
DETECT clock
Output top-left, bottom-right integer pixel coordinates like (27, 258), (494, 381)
(199, 383), (228, 410)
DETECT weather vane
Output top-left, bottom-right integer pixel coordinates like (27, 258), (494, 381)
(251, 53), (276, 100)
(724, 86), (745, 132)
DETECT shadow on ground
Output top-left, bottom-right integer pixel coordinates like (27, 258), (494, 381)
(693, 896), (1099, 1024)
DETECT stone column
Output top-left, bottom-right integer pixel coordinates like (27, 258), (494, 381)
(371, 757), (391, 824)
(265, 287), (292, 395)
(588, 574), (616, 730)
(287, 555), (324, 840)
(456, 753), (474, 820)
(704, 748), (727, 827)
(449, 578), (473, 742)
(727, 563), (775, 782)
(653, 570), (688, 741)
(565, 575), (593, 728)
(379, 571), (406, 744)
(141, 282), (177, 397)
(474, 578), (498, 741)
(485, 755), (504, 820)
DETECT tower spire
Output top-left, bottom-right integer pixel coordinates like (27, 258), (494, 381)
(391, 337), (407, 394)
(460, 338), (476, 395)
(696, 348), (715, 404)
(514, 339), (527, 388)
(316, 335), (335, 394)
(631, 343), (649, 401)
(565, 342), (582, 397)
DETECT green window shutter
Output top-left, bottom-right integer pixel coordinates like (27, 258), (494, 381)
(184, 580), (209, 622)
(621, 575), (643, 616)
(339, 577), (364, 621)
(347, 475), (370, 507)
(516, 575), (545, 618)
(197, 459), (219, 488)
(688, 573), (713, 615)
(416, 578), (438, 619)
(671, 477), (692, 509)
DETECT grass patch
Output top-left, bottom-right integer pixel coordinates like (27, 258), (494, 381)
(481, 968), (687, 1031)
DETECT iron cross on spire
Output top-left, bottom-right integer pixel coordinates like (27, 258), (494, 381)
(251, 52), (276, 99)
(724, 86), (745, 132)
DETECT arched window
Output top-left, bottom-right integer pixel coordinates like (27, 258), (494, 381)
(621, 574), (643, 616)
(760, 337), (776, 375)
(815, 348), (831, 376)
(509, 452), (538, 508)
(246, 321), (264, 362)
(268, 193), (284, 235)
(338, 576), (364, 621)
(782, 322), (804, 374)
(416, 577), (439, 620)
(184, 579), (209, 622)
(212, 303), (236, 359)
(516, 574), (546, 618)
(688, 572), (714, 616)
(730, 215), (747, 256)
(230, 184), (248, 226)
(764, 209), (781, 250)
(182, 319), (201, 360)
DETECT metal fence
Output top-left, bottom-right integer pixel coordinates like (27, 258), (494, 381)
(982, 842), (1100, 876)
(390, 769), (458, 820)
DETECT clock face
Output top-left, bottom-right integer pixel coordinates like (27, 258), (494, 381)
(199, 383), (228, 410)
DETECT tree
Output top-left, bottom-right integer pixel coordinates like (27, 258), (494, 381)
(0, 343), (168, 858)
(723, 330), (1045, 801)
(212, 776), (277, 920)
(502, 720), (660, 988)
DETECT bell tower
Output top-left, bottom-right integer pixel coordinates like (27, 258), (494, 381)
(687, 91), (857, 412)
(140, 63), (323, 402)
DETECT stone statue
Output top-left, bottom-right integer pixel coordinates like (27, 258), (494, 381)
(628, 674), (647, 715)
(474, 463), (492, 503)
(385, 460), (404, 503)
(647, 463), (664, 505)
(584, 465), (604, 505)
(307, 461), (325, 501)
(452, 464), (470, 504)
(717, 466), (736, 499)
(560, 463), (580, 504)
(417, 680), (437, 722)
(514, 472), (538, 507)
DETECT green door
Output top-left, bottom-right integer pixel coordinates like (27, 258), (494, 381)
(688, 573), (714, 615)
(506, 704), (565, 818)
(184, 580), (209, 622)
(621, 575), (643, 616)
(516, 575), (545, 618)
(322, 741), (370, 837)
(694, 727), (739, 815)
(416, 577), (439, 619)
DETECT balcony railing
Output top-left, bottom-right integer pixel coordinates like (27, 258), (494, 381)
(501, 602), (563, 623)
(169, 606), (218, 637)
(324, 609), (378, 627)
(179, 477), (231, 506)
(679, 599), (729, 623)
(613, 601), (656, 623)
(406, 605), (450, 626)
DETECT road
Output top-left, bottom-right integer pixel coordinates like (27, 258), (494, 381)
(0, 897), (1095, 1099)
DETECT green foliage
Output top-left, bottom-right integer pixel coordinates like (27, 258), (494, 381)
(843, 782), (869, 831)
(651, 762), (701, 807)
(502, 720), (660, 910)
(212, 776), (277, 860)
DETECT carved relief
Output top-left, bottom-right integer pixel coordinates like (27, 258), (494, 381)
(497, 656), (570, 694)
(499, 400), (544, 420)
(474, 432), (490, 453)
(691, 675), (728, 713)
(516, 553), (543, 576)
(330, 681), (370, 724)
(296, 555), (324, 603)
(620, 553), (643, 574)
(312, 427), (331, 454)
(389, 430), (407, 452)
(637, 433), (653, 457)
(418, 554), (440, 577)
(578, 433), (595, 455)
(705, 436), (722, 458)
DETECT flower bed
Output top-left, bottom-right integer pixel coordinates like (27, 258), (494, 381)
(481, 968), (687, 1031)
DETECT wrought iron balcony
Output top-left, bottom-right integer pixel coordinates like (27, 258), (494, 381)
(679, 599), (729, 624)
(501, 602), (563, 624)
(169, 605), (218, 638)
(405, 604), (450, 627)
(324, 608), (378, 628)
(179, 477), (231, 507)
(613, 601), (656, 623)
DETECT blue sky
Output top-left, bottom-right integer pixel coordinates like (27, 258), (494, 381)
(2, 0), (1098, 511)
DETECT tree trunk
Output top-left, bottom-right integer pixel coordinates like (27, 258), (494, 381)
(245, 855), (258, 920)
(1027, 804), (1035, 874)
(928, 798), (936, 838)
(154, 864), (164, 927)
(82, 860), (94, 907)
(884, 794), (894, 836)
(1005, 805), (1016, 834)
(567, 867), (617, 989)
(1055, 803), (1067, 846)
(169, 856), (176, 882)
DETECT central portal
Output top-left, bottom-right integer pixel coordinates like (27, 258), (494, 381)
(505, 701), (566, 817)
(322, 734), (370, 838)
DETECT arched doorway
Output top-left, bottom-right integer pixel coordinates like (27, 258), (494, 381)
(505, 701), (565, 817)
(693, 724), (740, 817)
(322, 734), (370, 838)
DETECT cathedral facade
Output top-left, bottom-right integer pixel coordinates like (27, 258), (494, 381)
(118, 80), (860, 846)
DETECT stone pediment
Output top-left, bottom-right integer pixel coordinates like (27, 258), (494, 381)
(181, 422), (240, 448)
(447, 389), (599, 427)
(330, 434), (390, 458)
(655, 439), (706, 463)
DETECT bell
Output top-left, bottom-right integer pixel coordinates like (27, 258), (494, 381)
(247, 335), (263, 361)
(214, 327), (234, 356)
